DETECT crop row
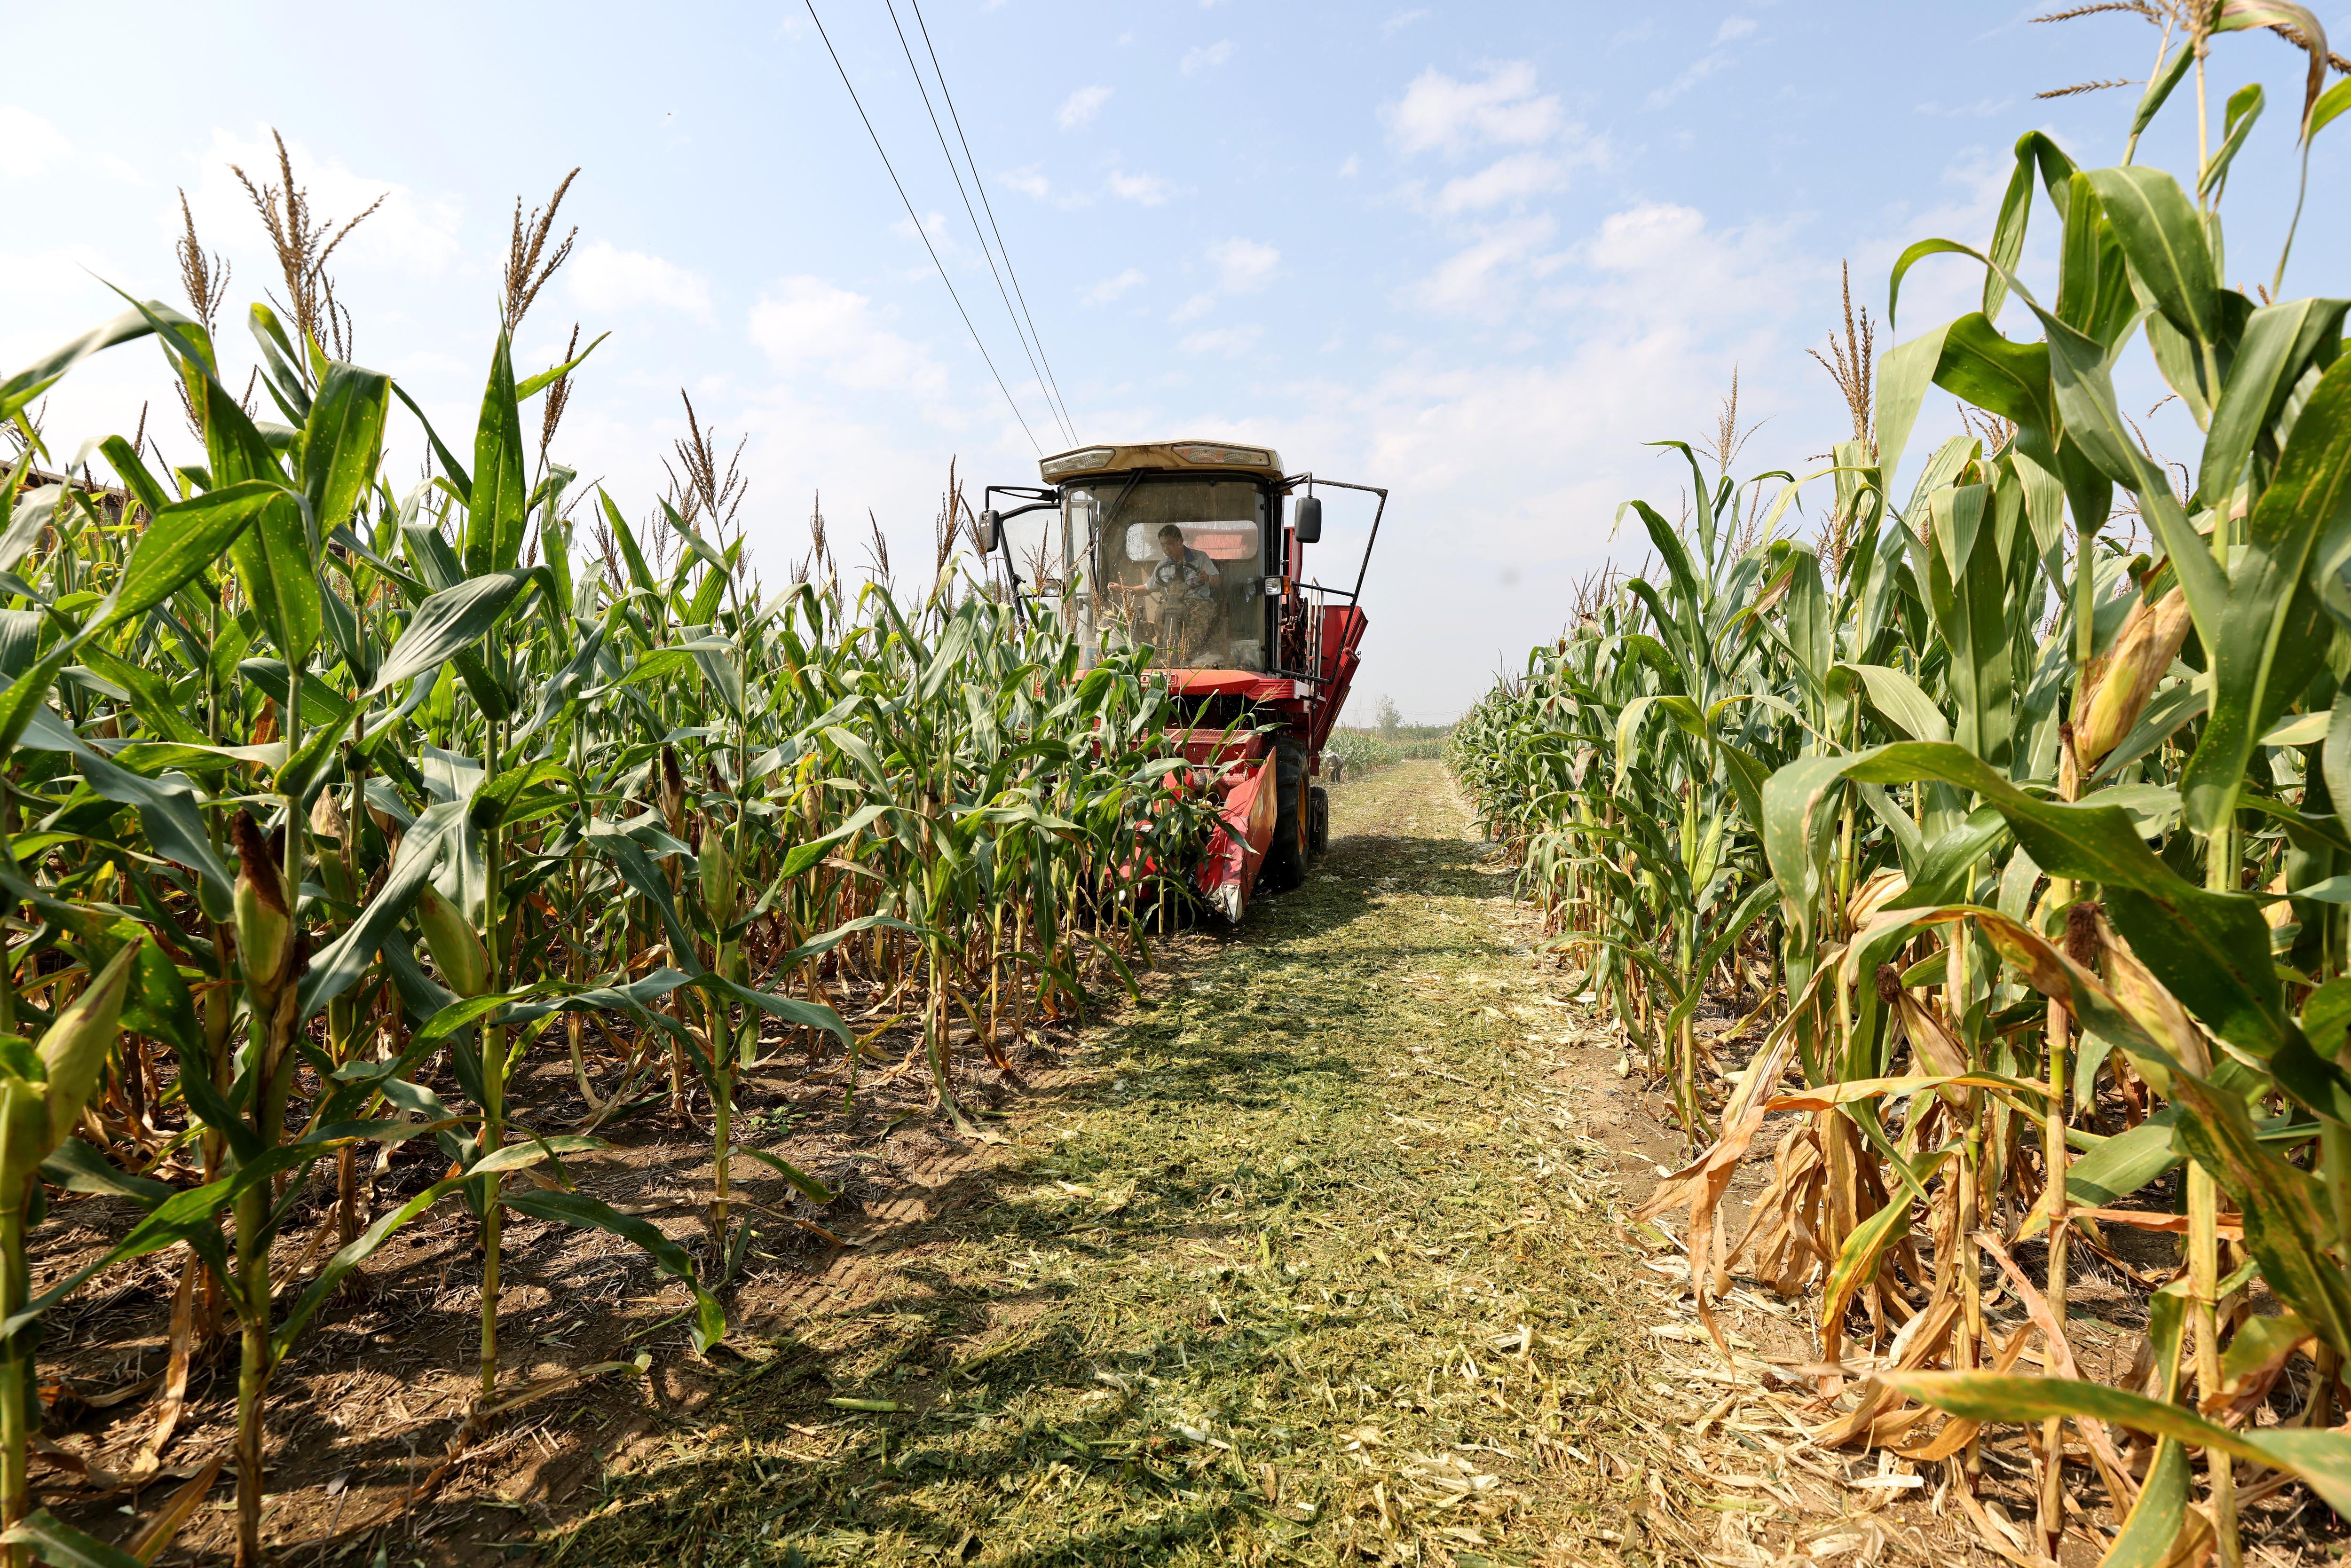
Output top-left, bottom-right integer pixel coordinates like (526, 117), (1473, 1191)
(1453, 16), (2351, 1565)
(0, 171), (1205, 1564)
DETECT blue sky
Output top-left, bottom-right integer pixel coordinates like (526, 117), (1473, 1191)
(6, 1), (2347, 719)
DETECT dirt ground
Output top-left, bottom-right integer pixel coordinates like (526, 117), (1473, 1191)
(39, 759), (2340, 1566)
(536, 758), (1684, 1567)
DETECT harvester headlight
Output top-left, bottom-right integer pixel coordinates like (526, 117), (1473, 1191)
(1173, 443), (1271, 468)
(1041, 446), (1117, 477)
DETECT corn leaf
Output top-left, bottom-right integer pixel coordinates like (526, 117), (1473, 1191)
(465, 331), (528, 576)
(1881, 1372), (2351, 1514)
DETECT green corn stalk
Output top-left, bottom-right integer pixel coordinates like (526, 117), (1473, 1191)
(0, 942), (133, 1565)
(1455, 16), (2351, 1557)
(0, 148), (1249, 1568)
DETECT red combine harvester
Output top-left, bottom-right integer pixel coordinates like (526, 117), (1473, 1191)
(980, 440), (1385, 922)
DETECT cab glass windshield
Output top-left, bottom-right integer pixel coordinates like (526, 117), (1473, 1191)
(1074, 478), (1268, 671)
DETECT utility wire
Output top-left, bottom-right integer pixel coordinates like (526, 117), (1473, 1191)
(906, 0), (1081, 445)
(802, 0), (1044, 455)
(881, 0), (1077, 448)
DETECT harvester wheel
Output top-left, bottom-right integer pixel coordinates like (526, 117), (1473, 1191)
(1260, 739), (1309, 893)
(1308, 785), (1329, 856)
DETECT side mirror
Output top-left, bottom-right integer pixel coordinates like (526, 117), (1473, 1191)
(977, 509), (1002, 552)
(1293, 495), (1323, 544)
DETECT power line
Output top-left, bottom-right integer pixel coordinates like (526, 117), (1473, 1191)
(906, 0), (1081, 445)
(881, 0), (1077, 448)
(802, 0), (1045, 456)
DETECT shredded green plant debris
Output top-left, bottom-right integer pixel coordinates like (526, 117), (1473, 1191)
(548, 764), (1697, 1568)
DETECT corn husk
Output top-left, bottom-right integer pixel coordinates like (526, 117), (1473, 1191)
(2076, 586), (2191, 765)
(418, 883), (491, 998)
(0, 1073), (48, 1194)
(230, 812), (295, 1004)
(700, 819), (738, 916)
(36, 944), (135, 1158)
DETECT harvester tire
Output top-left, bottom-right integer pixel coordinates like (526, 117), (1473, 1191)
(1308, 786), (1329, 856)
(1260, 739), (1309, 893)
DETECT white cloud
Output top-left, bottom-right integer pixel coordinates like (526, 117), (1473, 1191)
(569, 240), (713, 319)
(1338, 155), (1361, 178)
(747, 276), (947, 397)
(1647, 52), (1733, 108)
(1179, 325), (1262, 356)
(1085, 267), (1146, 305)
(1381, 9), (1429, 35)
(0, 109), (71, 181)
(890, 210), (955, 252)
(1000, 166), (1050, 200)
(1058, 86), (1112, 130)
(1409, 217), (1559, 314)
(1579, 203), (1707, 273)
(1170, 238), (1278, 321)
(1105, 168), (1171, 205)
(1207, 237), (1280, 293)
(990, 187), (1840, 719)
(1182, 39), (1234, 75)
(1433, 150), (1579, 214)
(1916, 98), (2014, 118)
(998, 164), (1169, 210)
(1388, 63), (1562, 156)
(1389, 87), (1607, 212)
(731, 386), (1027, 598)
(1648, 21), (1759, 107)
(1541, 201), (1808, 337)
(1191, 200), (1829, 713)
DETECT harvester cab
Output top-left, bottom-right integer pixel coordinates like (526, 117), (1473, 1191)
(979, 441), (1384, 923)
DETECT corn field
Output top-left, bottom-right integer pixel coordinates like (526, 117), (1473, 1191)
(1454, 12), (2351, 1564)
(0, 146), (1214, 1564)
(1323, 726), (1448, 780)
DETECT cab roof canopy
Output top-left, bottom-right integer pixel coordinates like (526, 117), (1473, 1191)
(1038, 439), (1284, 485)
